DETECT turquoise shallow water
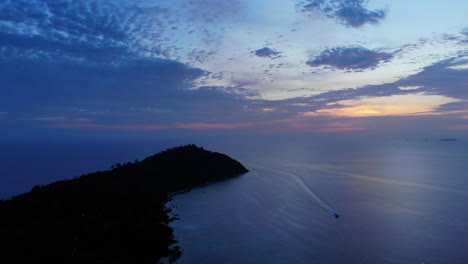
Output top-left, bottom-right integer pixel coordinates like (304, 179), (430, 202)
(170, 140), (468, 264)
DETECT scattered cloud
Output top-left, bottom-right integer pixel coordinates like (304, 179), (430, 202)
(180, 0), (245, 24)
(0, 0), (246, 65)
(253, 47), (282, 59)
(298, 0), (387, 27)
(0, 0), (134, 63)
(187, 49), (217, 64)
(1, 1), (466, 137)
(306, 46), (394, 71)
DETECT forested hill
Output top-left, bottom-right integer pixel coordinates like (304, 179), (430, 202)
(0, 144), (248, 264)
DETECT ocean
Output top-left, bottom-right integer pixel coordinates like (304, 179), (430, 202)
(1, 138), (467, 263)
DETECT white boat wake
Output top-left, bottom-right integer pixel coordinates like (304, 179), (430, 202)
(253, 164), (339, 218)
(285, 162), (468, 197)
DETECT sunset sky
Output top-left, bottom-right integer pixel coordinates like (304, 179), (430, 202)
(1, 0), (467, 139)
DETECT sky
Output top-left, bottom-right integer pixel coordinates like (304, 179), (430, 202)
(0, 0), (467, 140)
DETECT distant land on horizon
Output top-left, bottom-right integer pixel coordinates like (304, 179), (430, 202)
(0, 144), (248, 264)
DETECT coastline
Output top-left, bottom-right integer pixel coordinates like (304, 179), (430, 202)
(0, 145), (248, 264)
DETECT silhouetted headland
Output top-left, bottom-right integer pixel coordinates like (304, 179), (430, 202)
(0, 144), (248, 264)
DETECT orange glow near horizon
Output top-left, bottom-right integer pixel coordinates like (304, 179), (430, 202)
(303, 93), (461, 118)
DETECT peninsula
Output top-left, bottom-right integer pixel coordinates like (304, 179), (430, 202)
(0, 144), (248, 264)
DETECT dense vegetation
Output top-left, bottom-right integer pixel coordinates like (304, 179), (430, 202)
(0, 144), (248, 264)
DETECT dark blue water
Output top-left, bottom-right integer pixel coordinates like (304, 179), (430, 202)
(170, 140), (468, 264)
(1, 139), (467, 263)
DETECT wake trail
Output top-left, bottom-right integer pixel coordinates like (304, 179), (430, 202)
(253, 164), (339, 218)
(285, 162), (468, 197)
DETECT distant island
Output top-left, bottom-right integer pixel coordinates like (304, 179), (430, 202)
(0, 144), (248, 264)
(422, 138), (458, 142)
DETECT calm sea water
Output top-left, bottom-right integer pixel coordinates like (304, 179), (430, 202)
(1, 138), (467, 263)
(170, 140), (468, 264)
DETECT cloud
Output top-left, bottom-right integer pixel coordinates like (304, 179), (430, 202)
(253, 47), (281, 58)
(0, 0), (135, 63)
(0, 55), (208, 126)
(447, 64), (468, 70)
(286, 55), (468, 121)
(19, 116), (67, 121)
(0, 54), (268, 130)
(267, 55), (468, 118)
(433, 101), (468, 114)
(48, 122), (252, 131)
(0, 0), (240, 67)
(0, 0), (465, 136)
(0, 31), (129, 63)
(396, 57), (468, 100)
(462, 28), (468, 38)
(298, 0), (386, 27)
(187, 49), (217, 63)
(399, 86), (423, 91)
(306, 46), (394, 71)
(180, 0), (245, 24)
(0, 0), (246, 65)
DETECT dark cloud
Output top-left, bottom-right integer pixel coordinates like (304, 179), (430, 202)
(3, 54), (466, 135)
(272, 82), (411, 115)
(0, 54), (264, 127)
(0, 31), (129, 63)
(0, 56), (206, 116)
(253, 47), (281, 58)
(396, 57), (468, 100)
(0, 0), (264, 132)
(306, 46), (394, 71)
(434, 101), (468, 113)
(298, 0), (386, 27)
(0, 0), (465, 136)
